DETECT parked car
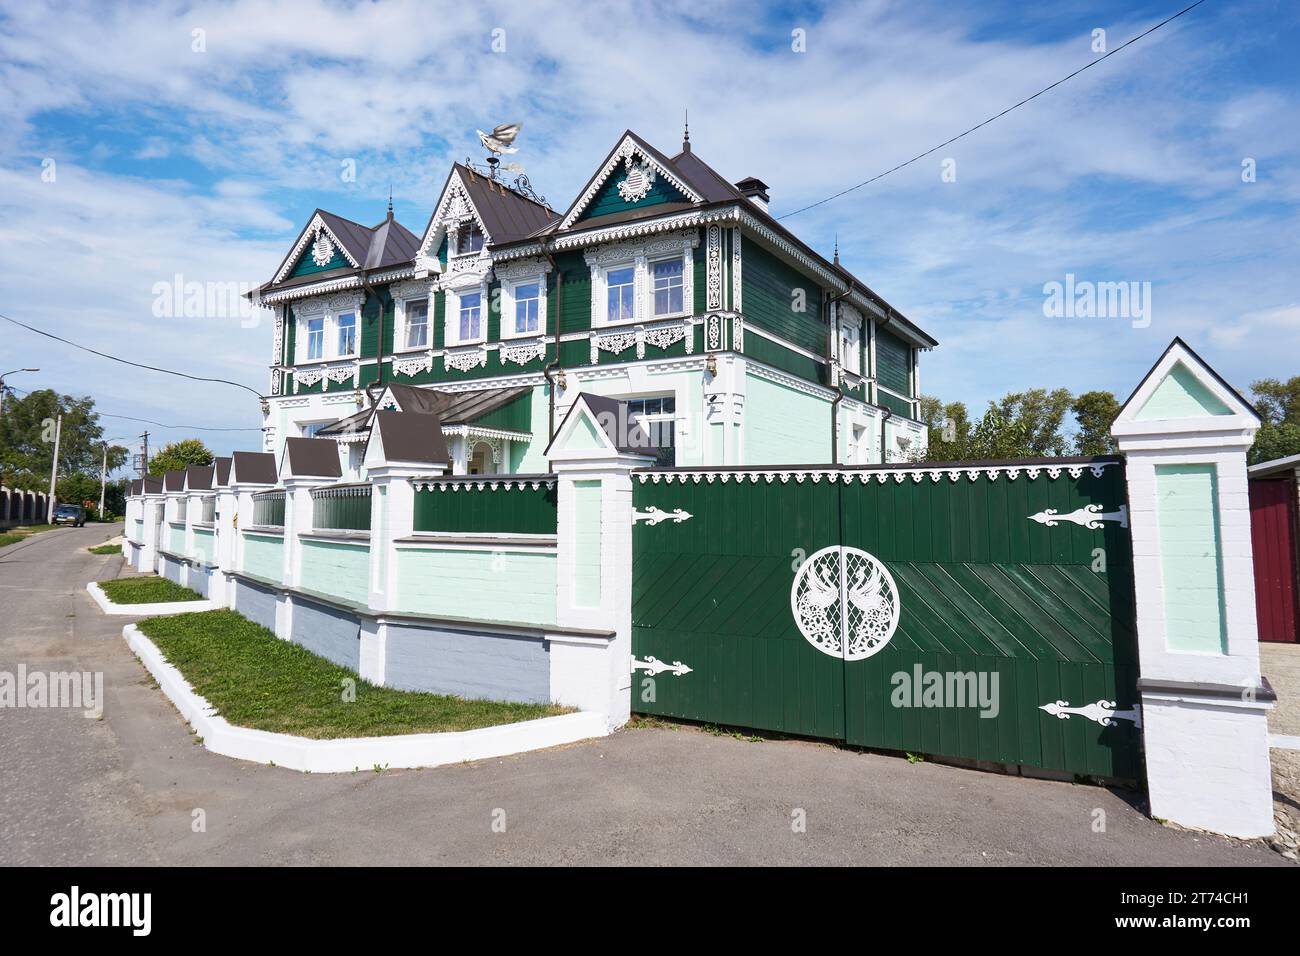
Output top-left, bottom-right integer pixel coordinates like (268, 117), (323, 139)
(52, 504), (86, 527)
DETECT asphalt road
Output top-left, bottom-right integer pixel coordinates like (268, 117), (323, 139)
(0, 525), (1285, 866)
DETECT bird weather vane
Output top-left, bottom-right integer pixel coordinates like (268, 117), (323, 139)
(467, 122), (547, 206)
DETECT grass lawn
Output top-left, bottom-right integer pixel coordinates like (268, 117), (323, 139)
(136, 609), (571, 738)
(88, 543), (122, 555)
(101, 576), (203, 604)
(0, 524), (58, 548)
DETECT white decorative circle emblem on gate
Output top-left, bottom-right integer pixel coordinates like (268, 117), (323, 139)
(791, 546), (900, 660)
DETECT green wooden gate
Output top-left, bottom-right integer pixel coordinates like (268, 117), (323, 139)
(631, 459), (1141, 779)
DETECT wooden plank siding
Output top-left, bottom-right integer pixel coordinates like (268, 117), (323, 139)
(631, 462), (1141, 779)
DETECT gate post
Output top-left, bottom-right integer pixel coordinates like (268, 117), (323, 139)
(1112, 338), (1274, 838)
(546, 394), (657, 728)
(139, 479), (164, 573)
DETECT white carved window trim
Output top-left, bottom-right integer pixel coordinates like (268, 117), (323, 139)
(444, 277), (488, 348)
(839, 310), (862, 376)
(293, 293), (365, 365)
(500, 273), (548, 341)
(587, 233), (697, 330)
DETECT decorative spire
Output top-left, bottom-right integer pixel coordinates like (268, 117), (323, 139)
(682, 109), (691, 153)
(387, 185), (393, 220)
(833, 234), (840, 265)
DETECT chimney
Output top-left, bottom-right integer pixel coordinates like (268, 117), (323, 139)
(735, 177), (770, 213)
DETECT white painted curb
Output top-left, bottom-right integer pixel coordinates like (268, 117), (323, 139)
(87, 581), (216, 616)
(122, 624), (610, 773)
(1271, 734), (1300, 752)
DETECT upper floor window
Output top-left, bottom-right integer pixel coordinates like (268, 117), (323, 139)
(404, 299), (429, 349)
(607, 267), (635, 323)
(458, 292), (482, 341)
(306, 317), (325, 360)
(514, 282), (540, 335)
(839, 319), (861, 375)
(651, 258), (684, 316)
(336, 312), (357, 356)
(301, 421), (333, 439)
(456, 223), (484, 256)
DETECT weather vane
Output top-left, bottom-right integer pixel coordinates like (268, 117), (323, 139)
(468, 122), (547, 206)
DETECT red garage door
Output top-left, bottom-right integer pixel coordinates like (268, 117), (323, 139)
(1249, 477), (1299, 643)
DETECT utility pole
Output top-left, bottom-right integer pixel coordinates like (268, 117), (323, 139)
(46, 414), (62, 524)
(98, 442), (108, 517)
(0, 367), (40, 418)
(140, 431), (150, 478)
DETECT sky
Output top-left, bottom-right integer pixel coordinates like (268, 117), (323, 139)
(0, 0), (1296, 475)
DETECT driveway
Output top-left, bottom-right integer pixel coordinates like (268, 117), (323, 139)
(0, 525), (1285, 866)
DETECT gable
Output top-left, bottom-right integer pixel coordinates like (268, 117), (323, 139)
(288, 236), (352, 278)
(1135, 361), (1233, 420)
(576, 165), (692, 223)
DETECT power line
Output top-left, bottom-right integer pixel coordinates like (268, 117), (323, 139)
(0, 311), (264, 398)
(777, 0), (1208, 221)
(4, 384), (261, 432)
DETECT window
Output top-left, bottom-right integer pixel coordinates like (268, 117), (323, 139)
(607, 267), (635, 322)
(306, 317), (325, 360)
(626, 396), (676, 467)
(456, 223), (484, 255)
(301, 421), (333, 438)
(514, 282), (540, 335)
(404, 299), (429, 349)
(458, 292), (482, 342)
(839, 320), (861, 375)
(651, 258), (684, 316)
(336, 312), (357, 356)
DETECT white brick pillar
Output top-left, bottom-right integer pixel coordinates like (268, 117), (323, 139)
(358, 465), (425, 684)
(281, 477), (315, 590)
(140, 494), (164, 572)
(211, 485), (240, 606)
(1112, 338), (1273, 838)
(546, 395), (656, 728)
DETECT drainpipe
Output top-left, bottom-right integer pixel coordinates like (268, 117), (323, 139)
(539, 240), (563, 467)
(362, 270), (385, 408)
(879, 407), (893, 464)
(826, 284), (852, 465)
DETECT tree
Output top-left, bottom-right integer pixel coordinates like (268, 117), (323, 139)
(1248, 375), (1300, 465)
(1071, 390), (1121, 456)
(0, 388), (127, 491)
(991, 388), (1073, 456)
(917, 395), (972, 461)
(148, 439), (214, 476)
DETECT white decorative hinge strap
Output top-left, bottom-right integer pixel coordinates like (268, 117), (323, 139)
(631, 656), (693, 677)
(1028, 504), (1128, 529)
(632, 506), (693, 526)
(1039, 699), (1142, 728)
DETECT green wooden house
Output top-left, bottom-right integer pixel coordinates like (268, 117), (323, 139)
(252, 129), (937, 475)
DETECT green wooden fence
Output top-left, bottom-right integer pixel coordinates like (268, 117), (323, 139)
(413, 478), (557, 535)
(251, 490), (285, 528)
(631, 459), (1141, 779)
(312, 484), (372, 531)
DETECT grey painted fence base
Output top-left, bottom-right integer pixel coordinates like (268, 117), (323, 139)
(122, 623), (608, 773)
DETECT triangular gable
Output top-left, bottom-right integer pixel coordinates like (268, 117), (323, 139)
(1113, 338), (1259, 437)
(557, 133), (704, 231)
(415, 167), (493, 266)
(544, 393), (656, 459)
(272, 212), (364, 285)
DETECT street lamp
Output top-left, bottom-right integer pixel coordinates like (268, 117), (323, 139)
(0, 367), (39, 417)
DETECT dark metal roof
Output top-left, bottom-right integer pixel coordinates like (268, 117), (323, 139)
(1117, 336), (1259, 423)
(230, 451), (277, 485)
(259, 208), (421, 294)
(366, 410), (450, 464)
(143, 476), (164, 494)
(450, 164), (559, 245)
(281, 437), (342, 478)
(184, 465), (214, 490)
(214, 456), (232, 486)
(317, 384), (533, 437)
(128, 479), (142, 496)
(163, 469), (187, 491)
(546, 393), (655, 457)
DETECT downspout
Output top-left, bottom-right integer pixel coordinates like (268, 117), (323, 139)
(875, 305), (897, 464)
(827, 283), (852, 465)
(539, 240), (563, 468)
(362, 269), (385, 408)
